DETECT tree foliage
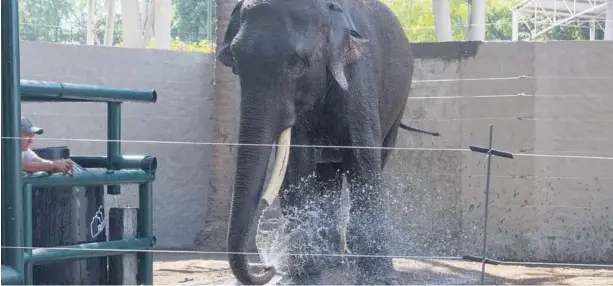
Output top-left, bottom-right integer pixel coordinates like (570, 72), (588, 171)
(172, 0), (216, 43)
(381, 0), (470, 42)
(115, 38), (215, 53)
(18, 0), (595, 53)
(18, 0), (79, 43)
(380, 0), (595, 42)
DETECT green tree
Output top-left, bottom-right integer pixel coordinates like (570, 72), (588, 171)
(382, 0), (590, 42)
(19, 0), (78, 43)
(172, 0), (216, 43)
(381, 0), (469, 43)
(484, 0), (523, 41)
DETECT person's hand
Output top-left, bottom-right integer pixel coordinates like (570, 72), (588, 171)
(52, 159), (74, 176)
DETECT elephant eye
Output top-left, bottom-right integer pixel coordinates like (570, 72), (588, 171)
(288, 54), (307, 74)
(288, 54), (301, 66)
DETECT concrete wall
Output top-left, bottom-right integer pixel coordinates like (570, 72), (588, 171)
(388, 41), (613, 263)
(18, 40), (613, 263)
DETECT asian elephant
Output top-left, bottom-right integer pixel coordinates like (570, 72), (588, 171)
(217, 0), (414, 284)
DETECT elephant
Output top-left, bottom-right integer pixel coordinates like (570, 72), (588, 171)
(217, 0), (414, 284)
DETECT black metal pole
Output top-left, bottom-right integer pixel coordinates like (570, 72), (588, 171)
(480, 125), (494, 284)
(463, 125), (514, 285)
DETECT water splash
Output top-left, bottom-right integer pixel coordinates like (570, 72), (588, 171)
(255, 173), (349, 277)
(254, 170), (465, 281)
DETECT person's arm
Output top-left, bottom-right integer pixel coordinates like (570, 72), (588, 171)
(22, 150), (56, 172)
(22, 149), (74, 174)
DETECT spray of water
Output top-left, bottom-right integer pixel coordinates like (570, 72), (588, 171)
(253, 167), (465, 283)
(254, 173), (350, 280)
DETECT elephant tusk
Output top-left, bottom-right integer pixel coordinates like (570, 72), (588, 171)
(260, 127), (292, 207)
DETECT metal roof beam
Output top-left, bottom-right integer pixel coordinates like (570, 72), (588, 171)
(520, 7), (604, 18)
(532, 2), (607, 38)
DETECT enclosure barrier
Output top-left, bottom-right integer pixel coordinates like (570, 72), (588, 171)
(2, 81), (158, 285)
(1, 1), (159, 282)
(3, 82), (158, 285)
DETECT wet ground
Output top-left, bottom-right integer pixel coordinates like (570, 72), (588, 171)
(153, 253), (613, 285)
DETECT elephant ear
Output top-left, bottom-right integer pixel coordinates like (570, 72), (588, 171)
(217, 0), (244, 68)
(327, 2), (369, 91)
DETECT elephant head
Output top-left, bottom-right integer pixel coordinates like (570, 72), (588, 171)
(217, 0), (368, 284)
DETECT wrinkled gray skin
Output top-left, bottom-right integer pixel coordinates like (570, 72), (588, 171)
(217, 0), (413, 284)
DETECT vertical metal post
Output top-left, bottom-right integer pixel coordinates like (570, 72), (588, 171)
(23, 184), (33, 285)
(433, 0), (452, 42)
(480, 125), (494, 284)
(1, 0), (25, 276)
(469, 0), (486, 40)
(137, 182), (153, 285)
(605, 0), (613, 40)
(512, 10), (519, 41)
(463, 125), (514, 284)
(107, 102), (122, 195)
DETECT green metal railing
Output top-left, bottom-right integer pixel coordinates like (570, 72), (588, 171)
(2, 0), (26, 284)
(1, 0), (159, 284)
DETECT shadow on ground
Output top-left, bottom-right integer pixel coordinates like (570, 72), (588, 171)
(152, 253), (613, 285)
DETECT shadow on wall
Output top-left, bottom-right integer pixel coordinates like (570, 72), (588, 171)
(411, 41), (482, 61)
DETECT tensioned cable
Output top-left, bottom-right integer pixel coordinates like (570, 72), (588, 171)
(4, 245), (613, 269)
(22, 19), (613, 32)
(4, 136), (613, 161)
(19, 69), (613, 85)
(19, 74), (613, 85)
(406, 93), (610, 100)
(16, 113), (613, 123)
(412, 75), (613, 83)
(19, 93), (613, 108)
(0, 245), (464, 261)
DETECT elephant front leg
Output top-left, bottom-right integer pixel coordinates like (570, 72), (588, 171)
(313, 163), (345, 266)
(344, 149), (400, 285)
(278, 148), (324, 284)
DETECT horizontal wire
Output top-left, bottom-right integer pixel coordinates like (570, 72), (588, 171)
(413, 75), (613, 83)
(407, 93), (610, 100)
(4, 245), (613, 270)
(414, 76), (527, 83)
(3, 136), (466, 151)
(385, 172), (613, 180)
(489, 203), (609, 210)
(20, 72), (613, 86)
(12, 21), (511, 32)
(22, 18), (613, 33)
(18, 112), (613, 124)
(0, 245), (461, 261)
(20, 92), (613, 104)
(4, 136), (613, 161)
(514, 153), (613, 160)
(21, 74), (613, 88)
(19, 114), (613, 126)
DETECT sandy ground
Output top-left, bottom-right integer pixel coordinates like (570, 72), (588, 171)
(153, 253), (613, 285)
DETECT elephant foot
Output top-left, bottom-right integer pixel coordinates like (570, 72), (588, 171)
(284, 226), (345, 276)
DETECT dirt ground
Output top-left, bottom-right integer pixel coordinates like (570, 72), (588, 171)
(153, 253), (613, 285)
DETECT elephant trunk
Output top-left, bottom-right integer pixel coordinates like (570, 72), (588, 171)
(227, 113), (292, 285)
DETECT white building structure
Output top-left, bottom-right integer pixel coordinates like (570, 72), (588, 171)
(511, 0), (613, 40)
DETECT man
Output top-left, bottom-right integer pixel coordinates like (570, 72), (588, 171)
(21, 116), (73, 175)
